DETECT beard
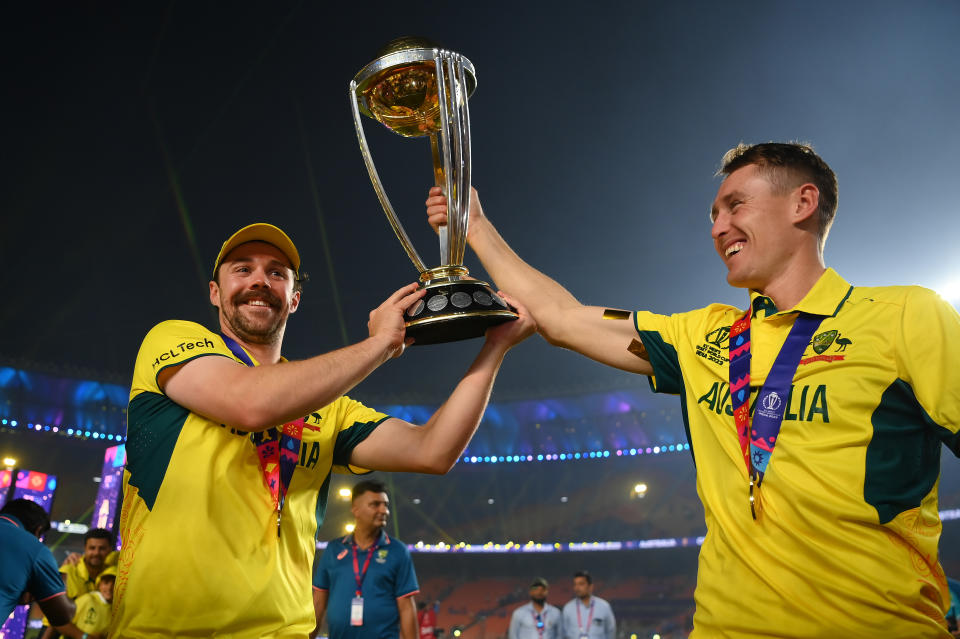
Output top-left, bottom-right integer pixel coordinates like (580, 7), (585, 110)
(531, 597), (546, 605)
(221, 289), (288, 345)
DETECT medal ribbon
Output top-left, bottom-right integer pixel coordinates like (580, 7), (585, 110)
(351, 537), (381, 597)
(220, 332), (303, 536)
(728, 309), (824, 518)
(576, 600), (594, 637)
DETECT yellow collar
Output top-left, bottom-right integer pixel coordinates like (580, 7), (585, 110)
(748, 268), (853, 319)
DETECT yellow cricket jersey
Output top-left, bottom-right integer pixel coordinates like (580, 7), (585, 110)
(114, 320), (389, 638)
(59, 559), (97, 599)
(72, 591), (112, 635)
(634, 268), (960, 638)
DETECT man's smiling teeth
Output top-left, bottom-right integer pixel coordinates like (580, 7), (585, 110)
(245, 300), (271, 307)
(726, 242), (744, 257)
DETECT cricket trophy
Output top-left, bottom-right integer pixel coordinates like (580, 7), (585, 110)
(350, 37), (518, 345)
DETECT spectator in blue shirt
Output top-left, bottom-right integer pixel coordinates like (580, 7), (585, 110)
(313, 480), (420, 639)
(509, 577), (563, 639)
(1, 499), (76, 630)
(560, 571), (615, 639)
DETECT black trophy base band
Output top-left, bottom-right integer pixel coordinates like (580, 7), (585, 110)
(405, 279), (518, 345)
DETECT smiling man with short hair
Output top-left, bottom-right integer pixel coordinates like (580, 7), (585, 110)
(426, 142), (960, 637)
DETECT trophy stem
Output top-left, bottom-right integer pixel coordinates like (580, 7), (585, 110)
(430, 133), (449, 266)
(435, 51), (458, 268)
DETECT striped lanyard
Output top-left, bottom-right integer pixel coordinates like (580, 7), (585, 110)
(576, 599), (594, 637)
(531, 608), (546, 639)
(351, 538), (380, 597)
(728, 309), (824, 519)
(220, 332), (303, 536)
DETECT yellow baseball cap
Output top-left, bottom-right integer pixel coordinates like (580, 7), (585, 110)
(212, 223), (301, 278)
(96, 565), (118, 585)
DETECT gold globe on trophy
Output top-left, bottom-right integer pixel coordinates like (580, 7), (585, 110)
(350, 37), (517, 345)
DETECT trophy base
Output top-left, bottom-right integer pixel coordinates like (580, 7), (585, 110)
(405, 278), (518, 345)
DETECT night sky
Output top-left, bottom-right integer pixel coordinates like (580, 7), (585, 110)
(3, 1), (959, 402)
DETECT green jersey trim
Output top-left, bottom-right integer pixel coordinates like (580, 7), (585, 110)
(126, 391), (190, 510)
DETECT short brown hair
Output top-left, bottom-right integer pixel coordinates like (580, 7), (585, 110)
(719, 142), (838, 253)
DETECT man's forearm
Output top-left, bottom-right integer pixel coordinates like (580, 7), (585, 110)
(416, 339), (509, 469)
(349, 338), (510, 474)
(398, 597), (418, 639)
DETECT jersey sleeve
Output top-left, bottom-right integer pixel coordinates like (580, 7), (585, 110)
(327, 396), (390, 475)
(28, 546), (67, 602)
(896, 287), (960, 452)
(393, 544), (419, 598)
(634, 305), (735, 395)
(130, 320), (236, 399)
(633, 310), (685, 394)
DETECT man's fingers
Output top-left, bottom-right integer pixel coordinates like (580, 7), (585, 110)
(399, 287), (427, 311)
(385, 282), (421, 304)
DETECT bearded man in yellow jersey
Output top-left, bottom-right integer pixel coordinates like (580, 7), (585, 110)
(114, 223), (534, 638)
(426, 143), (960, 638)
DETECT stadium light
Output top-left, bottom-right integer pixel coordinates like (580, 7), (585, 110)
(936, 280), (960, 305)
(338, 487), (352, 499)
(2, 457), (16, 468)
(633, 483), (648, 498)
(344, 523), (355, 533)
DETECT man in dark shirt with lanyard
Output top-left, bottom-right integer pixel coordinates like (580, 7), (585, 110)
(313, 480), (419, 639)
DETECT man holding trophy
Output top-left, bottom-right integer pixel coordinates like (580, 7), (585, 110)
(112, 40), (534, 638)
(426, 143), (960, 637)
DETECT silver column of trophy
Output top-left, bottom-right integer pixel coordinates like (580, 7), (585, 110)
(349, 36), (517, 345)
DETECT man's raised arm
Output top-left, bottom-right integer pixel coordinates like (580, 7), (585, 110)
(426, 187), (652, 376)
(161, 283), (425, 432)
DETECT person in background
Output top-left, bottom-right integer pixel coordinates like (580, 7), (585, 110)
(417, 601), (437, 639)
(560, 572), (615, 639)
(313, 480), (419, 639)
(0, 499), (76, 634)
(42, 567), (116, 639)
(509, 577), (562, 639)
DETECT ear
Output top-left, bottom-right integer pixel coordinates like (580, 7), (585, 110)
(209, 280), (221, 308)
(793, 183), (820, 225)
(288, 289), (301, 315)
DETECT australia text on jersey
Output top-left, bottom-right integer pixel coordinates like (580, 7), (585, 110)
(698, 382), (829, 423)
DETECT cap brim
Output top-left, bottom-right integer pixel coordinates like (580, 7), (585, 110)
(213, 223), (300, 278)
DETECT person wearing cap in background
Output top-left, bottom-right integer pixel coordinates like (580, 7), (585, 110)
(561, 572), (614, 639)
(112, 223), (534, 637)
(509, 577), (562, 639)
(42, 566), (117, 639)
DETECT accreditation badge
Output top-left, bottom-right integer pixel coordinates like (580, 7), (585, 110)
(351, 597), (364, 626)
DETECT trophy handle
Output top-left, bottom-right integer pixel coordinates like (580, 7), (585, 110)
(349, 80), (428, 275)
